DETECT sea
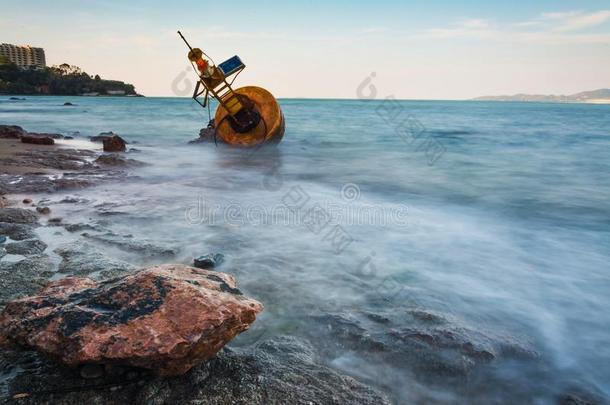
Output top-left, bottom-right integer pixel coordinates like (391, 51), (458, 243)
(1, 96), (609, 404)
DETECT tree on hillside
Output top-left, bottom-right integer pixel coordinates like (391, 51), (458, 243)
(0, 62), (138, 95)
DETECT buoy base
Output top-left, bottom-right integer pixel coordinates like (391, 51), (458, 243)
(228, 104), (261, 133)
(214, 86), (285, 147)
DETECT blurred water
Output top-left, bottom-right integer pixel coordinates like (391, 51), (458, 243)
(1, 96), (609, 403)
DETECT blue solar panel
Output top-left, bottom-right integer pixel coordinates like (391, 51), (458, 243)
(218, 55), (244, 77)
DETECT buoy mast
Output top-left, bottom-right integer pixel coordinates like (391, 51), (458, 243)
(178, 31), (260, 133)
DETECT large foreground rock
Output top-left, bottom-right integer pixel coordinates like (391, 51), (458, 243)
(0, 336), (390, 404)
(0, 264), (263, 376)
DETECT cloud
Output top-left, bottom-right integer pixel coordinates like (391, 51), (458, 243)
(461, 19), (490, 29)
(418, 10), (610, 44)
(362, 27), (389, 34)
(554, 10), (610, 32)
(541, 11), (582, 21)
(517, 10), (610, 32)
(417, 19), (497, 39)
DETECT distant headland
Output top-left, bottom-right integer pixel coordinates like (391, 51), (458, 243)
(0, 61), (141, 97)
(472, 89), (610, 104)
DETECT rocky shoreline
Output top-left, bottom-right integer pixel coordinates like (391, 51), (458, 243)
(0, 126), (392, 404)
(0, 124), (606, 405)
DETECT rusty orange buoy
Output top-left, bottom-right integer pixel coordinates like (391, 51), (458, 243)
(178, 31), (285, 147)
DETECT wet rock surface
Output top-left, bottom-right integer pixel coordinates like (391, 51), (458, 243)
(35, 206), (51, 215)
(0, 174), (94, 195)
(54, 241), (134, 279)
(0, 125), (65, 141)
(306, 308), (536, 379)
(0, 255), (54, 305)
(189, 120), (217, 144)
(4, 239), (47, 256)
(0, 264), (264, 377)
(21, 135), (54, 146)
(81, 232), (177, 259)
(102, 135), (127, 152)
(0, 149), (94, 171)
(0, 125), (27, 139)
(0, 336), (390, 405)
(0, 133), (137, 195)
(0, 223), (37, 241)
(94, 154), (145, 167)
(194, 253), (225, 269)
(90, 131), (121, 143)
(0, 208), (39, 224)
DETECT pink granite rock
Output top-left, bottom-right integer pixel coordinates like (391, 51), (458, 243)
(0, 264), (263, 376)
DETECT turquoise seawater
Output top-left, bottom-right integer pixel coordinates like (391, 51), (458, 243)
(1, 96), (610, 403)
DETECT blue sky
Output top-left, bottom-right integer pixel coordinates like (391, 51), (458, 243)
(2, 0), (610, 98)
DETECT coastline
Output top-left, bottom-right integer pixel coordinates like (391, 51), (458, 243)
(469, 99), (610, 104)
(0, 128), (391, 404)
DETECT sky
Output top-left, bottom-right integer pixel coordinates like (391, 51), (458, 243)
(1, 0), (610, 99)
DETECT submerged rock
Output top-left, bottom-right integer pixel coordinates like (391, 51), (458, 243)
(81, 232), (176, 259)
(559, 392), (605, 405)
(59, 196), (90, 205)
(0, 264), (264, 376)
(0, 235), (6, 244)
(54, 241), (134, 279)
(102, 135), (127, 152)
(0, 208), (39, 224)
(0, 335), (389, 405)
(63, 222), (102, 233)
(4, 239), (47, 256)
(193, 253), (225, 269)
(36, 206), (51, 215)
(94, 154), (146, 167)
(307, 308), (537, 378)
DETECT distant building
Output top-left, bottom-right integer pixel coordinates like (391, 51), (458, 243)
(107, 90), (126, 96)
(0, 43), (46, 69)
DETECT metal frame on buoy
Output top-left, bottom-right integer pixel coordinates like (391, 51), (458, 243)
(178, 31), (261, 134)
